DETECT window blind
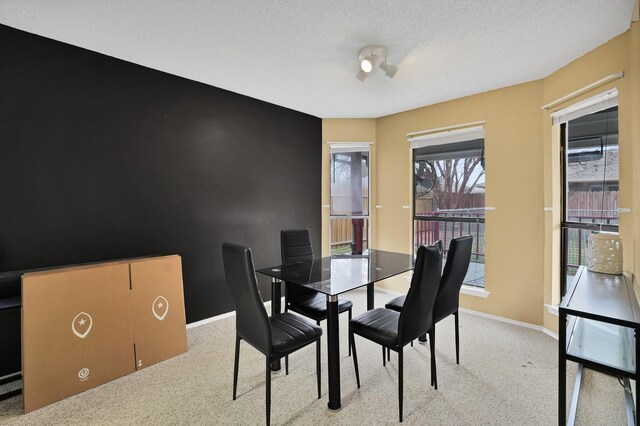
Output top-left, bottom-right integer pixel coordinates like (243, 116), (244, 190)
(414, 138), (484, 161)
(408, 125), (484, 161)
(328, 142), (371, 154)
(408, 125), (484, 150)
(551, 89), (618, 125)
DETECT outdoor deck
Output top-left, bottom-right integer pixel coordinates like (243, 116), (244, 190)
(465, 260), (485, 286)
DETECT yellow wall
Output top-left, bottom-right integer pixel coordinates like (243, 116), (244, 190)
(322, 25), (640, 329)
(541, 28), (636, 333)
(631, 22), (640, 299)
(375, 82), (545, 325)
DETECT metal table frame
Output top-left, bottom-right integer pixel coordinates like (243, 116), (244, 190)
(258, 250), (413, 410)
(559, 266), (640, 426)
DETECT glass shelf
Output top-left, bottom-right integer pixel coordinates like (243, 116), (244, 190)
(567, 316), (636, 374)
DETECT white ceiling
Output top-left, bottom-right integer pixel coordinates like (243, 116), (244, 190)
(0, 1), (635, 118)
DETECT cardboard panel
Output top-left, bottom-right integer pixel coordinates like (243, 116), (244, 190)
(22, 263), (134, 413)
(130, 255), (187, 369)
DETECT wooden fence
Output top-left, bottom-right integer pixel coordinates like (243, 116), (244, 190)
(415, 193), (485, 215)
(330, 218), (369, 251)
(566, 191), (618, 220)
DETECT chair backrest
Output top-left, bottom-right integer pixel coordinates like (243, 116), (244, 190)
(222, 242), (271, 355)
(433, 235), (473, 323)
(281, 229), (316, 301)
(281, 229), (314, 263)
(398, 242), (442, 345)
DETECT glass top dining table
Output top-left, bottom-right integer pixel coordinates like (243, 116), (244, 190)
(256, 249), (414, 411)
(255, 249), (414, 296)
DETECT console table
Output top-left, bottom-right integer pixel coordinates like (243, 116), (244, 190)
(0, 271), (25, 401)
(559, 266), (639, 426)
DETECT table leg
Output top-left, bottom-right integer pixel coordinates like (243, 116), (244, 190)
(367, 283), (374, 311)
(623, 377), (635, 426)
(559, 311), (566, 426)
(327, 295), (341, 410)
(270, 278), (281, 371)
(567, 364), (583, 426)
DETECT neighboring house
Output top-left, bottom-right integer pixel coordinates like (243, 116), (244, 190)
(566, 148), (619, 192)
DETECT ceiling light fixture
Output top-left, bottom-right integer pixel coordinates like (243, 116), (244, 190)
(356, 45), (397, 82)
(361, 57), (374, 73)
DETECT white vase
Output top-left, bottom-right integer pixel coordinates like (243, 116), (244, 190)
(586, 232), (623, 275)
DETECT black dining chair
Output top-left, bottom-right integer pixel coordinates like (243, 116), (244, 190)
(281, 229), (353, 364)
(385, 235), (473, 388)
(222, 242), (322, 426)
(349, 243), (442, 422)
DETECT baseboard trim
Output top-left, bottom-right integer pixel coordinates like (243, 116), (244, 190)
(399, 278), (490, 298)
(374, 286), (404, 296)
(186, 298), (281, 329)
(460, 307), (559, 340)
(459, 307), (543, 332)
(542, 327), (559, 340)
(186, 294), (558, 342)
(186, 311), (236, 329)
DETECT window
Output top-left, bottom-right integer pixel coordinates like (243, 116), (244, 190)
(555, 90), (619, 296)
(330, 145), (370, 255)
(410, 126), (486, 287)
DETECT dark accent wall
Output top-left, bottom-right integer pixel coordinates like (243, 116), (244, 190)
(0, 24), (321, 323)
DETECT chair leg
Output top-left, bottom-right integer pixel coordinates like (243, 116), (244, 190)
(316, 339), (321, 399)
(285, 355), (289, 375)
(348, 308), (352, 357)
(399, 347), (404, 422)
(233, 334), (240, 400)
(265, 357), (271, 426)
(454, 311), (460, 364)
(350, 329), (360, 388)
(429, 326), (437, 390)
(388, 347), (391, 362)
(410, 340), (413, 347)
(382, 346), (386, 367)
(284, 285), (288, 313)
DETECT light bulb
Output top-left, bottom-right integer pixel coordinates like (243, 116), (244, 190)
(360, 58), (373, 73)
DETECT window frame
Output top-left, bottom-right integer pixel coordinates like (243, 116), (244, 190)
(559, 104), (619, 296)
(328, 144), (371, 255)
(410, 130), (486, 287)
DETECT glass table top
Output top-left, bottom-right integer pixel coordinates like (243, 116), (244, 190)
(256, 250), (415, 296)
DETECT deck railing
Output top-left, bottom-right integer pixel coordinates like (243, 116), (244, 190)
(563, 210), (618, 273)
(414, 208), (485, 263)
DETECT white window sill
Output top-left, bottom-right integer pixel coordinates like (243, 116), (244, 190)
(545, 304), (559, 317)
(461, 285), (490, 298)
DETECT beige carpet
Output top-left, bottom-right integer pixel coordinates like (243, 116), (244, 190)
(0, 288), (628, 425)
